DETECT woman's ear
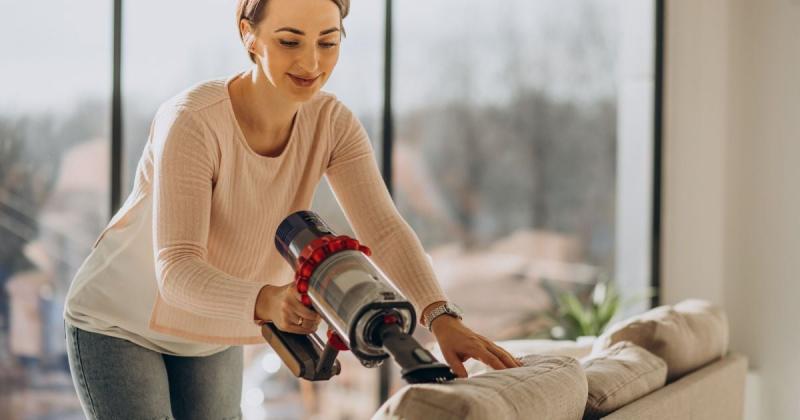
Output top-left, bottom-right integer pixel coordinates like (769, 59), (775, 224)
(243, 32), (256, 51)
(240, 20), (257, 52)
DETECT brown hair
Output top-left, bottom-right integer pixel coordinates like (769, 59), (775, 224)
(236, 0), (350, 64)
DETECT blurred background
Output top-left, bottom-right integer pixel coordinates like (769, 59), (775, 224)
(2, 0), (664, 418)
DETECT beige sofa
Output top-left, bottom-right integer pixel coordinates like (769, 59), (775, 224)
(373, 299), (747, 420)
(601, 352), (746, 419)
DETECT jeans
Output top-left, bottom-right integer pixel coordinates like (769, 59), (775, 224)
(64, 321), (243, 420)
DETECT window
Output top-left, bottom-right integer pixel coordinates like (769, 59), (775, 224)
(392, 0), (657, 343)
(122, 0), (250, 195)
(0, 1), (112, 417)
(0, 1), (658, 418)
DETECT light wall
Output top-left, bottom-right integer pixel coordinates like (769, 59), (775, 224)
(662, 0), (800, 418)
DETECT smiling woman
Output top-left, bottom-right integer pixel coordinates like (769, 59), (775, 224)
(236, 0), (349, 98)
(62, 0), (520, 418)
(228, 0), (349, 156)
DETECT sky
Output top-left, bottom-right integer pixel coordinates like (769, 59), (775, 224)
(0, 0), (625, 118)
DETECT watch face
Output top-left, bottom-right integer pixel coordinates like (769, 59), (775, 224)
(447, 303), (464, 317)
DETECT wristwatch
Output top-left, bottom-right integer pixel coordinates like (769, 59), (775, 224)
(423, 302), (464, 331)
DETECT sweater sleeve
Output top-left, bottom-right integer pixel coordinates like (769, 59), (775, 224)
(325, 101), (449, 320)
(150, 107), (266, 322)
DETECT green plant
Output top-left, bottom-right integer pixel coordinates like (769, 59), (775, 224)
(540, 276), (654, 340)
(549, 280), (620, 340)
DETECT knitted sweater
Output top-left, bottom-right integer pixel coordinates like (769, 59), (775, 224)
(63, 72), (448, 356)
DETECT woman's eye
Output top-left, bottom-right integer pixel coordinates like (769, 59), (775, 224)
(319, 42), (338, 49)
(279, 39), (299, 47)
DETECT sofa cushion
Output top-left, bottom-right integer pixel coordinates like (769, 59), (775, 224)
(371, 354), (588, 420)
(429, 338), (594, 377)
(593, 299), (729, 381)
(600, 354), (748, 420)
(581, 341), (667, 419)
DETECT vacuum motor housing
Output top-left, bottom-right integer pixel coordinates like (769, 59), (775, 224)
(275, 210), (416, 366)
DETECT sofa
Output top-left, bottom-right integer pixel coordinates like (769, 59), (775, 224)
(371, 299), (747, 419)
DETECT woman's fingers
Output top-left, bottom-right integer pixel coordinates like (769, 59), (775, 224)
(475, 347), (506, 371)
(291, 288), (320, 321)
(294, 319), (320, 334)
(485, 341), (522, 369)
(284, 287), (321, 334)
(293, 304), (319, 322)
(273, 288), (318, 334)
(277, 313), (320, 334)
(442, 351), (468, 378)
(477, 335), (521, 368)
(295, 318), (321, 335)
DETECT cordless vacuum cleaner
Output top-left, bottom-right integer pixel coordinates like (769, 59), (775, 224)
(260, 210), (456, 384)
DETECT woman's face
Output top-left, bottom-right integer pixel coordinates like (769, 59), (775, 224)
(248, 0), (341, 102)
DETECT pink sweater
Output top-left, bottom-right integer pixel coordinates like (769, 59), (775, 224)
(64, 74), (448, 348)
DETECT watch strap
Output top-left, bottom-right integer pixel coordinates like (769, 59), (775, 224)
(424, 302), (462, 331)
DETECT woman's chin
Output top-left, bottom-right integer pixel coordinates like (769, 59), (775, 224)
(285, 85), (320, 102)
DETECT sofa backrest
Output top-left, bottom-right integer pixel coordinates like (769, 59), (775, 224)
(601, 353), (747, 420)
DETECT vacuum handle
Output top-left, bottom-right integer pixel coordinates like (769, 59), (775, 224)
(260, 322), (341, 381)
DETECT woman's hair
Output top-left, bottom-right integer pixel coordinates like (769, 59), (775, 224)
(236, 0), (350, 64)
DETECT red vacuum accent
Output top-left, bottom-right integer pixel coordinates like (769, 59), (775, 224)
(296, 278), (309, 293)
(292, 235), (372, 352)
(327, 329), (350, 351)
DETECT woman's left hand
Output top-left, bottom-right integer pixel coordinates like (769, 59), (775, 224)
(430, 316), (522, 378)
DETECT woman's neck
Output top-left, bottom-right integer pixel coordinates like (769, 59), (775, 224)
(229, 66), (300, 153)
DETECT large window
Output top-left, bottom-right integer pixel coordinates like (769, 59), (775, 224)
(394, 0), (618, 342)
(0, 1), (658, 419)
(122, 0), (250, 195)
(0, 1), (112, 418)
(393, 0), (657, 344)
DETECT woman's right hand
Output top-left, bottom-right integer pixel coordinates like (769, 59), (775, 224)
(255, 283), (321, 334)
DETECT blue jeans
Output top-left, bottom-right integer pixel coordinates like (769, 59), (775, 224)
(64, 321), (243, 420)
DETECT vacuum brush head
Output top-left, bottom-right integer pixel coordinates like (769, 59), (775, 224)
(372, 322), (456, 384)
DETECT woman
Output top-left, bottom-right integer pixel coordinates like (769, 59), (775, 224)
(63, 0), (521, 418)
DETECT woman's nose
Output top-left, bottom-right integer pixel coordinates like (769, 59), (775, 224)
(298, 45), (320, 74)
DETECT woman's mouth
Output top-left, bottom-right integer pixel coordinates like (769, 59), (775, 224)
(288, 74), (320, 88)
